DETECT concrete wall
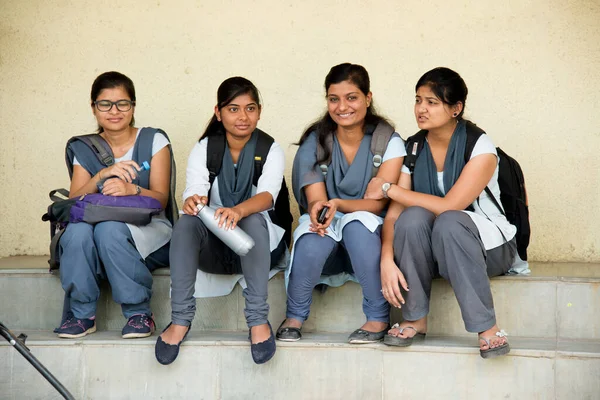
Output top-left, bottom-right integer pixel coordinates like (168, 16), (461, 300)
(1, 0), (599, 261)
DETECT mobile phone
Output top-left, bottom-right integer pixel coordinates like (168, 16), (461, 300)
(317, 206), (329, 224)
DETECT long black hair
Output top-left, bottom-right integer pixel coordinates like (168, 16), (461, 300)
(199, 77), (261, 141)
(90, 71), (136, 133)
(416, 67), (468, 120)
(296, 63), (391, 165)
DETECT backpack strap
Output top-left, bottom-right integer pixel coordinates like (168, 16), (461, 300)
(253, 129), (275, 186)
(403, 130), (427, 174)
(464, 121), (485, 163)
(206, 134), (226, 190)
(370, 121), (394, 177)
(65, 134), (115, 178)
(463, 121), (505, 216)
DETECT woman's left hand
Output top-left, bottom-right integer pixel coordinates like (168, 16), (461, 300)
(365, 177), (386, 200)
(102, 178), (135, 197)
(214, 207), (243, 230)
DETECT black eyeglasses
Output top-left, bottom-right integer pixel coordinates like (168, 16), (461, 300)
(93, 100), (135, 112)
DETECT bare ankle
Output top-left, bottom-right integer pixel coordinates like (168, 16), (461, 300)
(283, 318), (303, 329)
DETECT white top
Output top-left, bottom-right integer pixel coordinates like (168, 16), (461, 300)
(74, 129), (172, 258)
(401, 134), (528, 273)
(183, 135), (289, 298)
(286, 133), (407, 288)
(184, 137), (286, 251)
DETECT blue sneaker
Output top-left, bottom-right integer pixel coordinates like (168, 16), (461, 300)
(55, 315), (96, 339)
(122, 314), (156, 339)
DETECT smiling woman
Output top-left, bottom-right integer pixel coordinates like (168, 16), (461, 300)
(55, 71), (175, 341)
(277, 63), (405, 345)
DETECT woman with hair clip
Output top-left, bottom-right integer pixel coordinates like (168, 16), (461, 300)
(55, 71), (175, 339)
(276, 63), (405, 344)
(155, 77), (286, 365)
(365, 67), (518, 359)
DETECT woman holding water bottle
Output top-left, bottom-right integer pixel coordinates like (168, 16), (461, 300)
(155, 77), (286, 366)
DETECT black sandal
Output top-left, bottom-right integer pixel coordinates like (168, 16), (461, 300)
(275, 320), (302, 342)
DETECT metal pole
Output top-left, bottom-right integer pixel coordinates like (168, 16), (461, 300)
(0, 321), (76, 400)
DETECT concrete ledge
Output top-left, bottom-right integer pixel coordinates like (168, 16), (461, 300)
(2, 331), (599, 400)
(3, 258), (600, 340)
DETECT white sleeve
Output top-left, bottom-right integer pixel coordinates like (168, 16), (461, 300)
(401, 164), (411, 175)
(256, 141), (285, 205)
(470, 134), (498, 164)
(151, 132), (170, 156)
(182, 139), (211, 201)
(382, 133), (407, 162)
(73, 156), (81, 166)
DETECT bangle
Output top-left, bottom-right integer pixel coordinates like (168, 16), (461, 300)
(135, 185), (141, 195)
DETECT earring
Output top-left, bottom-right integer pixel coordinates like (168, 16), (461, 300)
(453, 113), (458, 117)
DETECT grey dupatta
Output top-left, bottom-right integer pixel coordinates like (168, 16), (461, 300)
(292, 131), (373, 212)
(217, 130), (258, 207)
(413, 120), (468, 196)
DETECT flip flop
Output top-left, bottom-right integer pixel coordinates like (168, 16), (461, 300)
(479, 330), (510, 359)
(383, 323), (426, 347)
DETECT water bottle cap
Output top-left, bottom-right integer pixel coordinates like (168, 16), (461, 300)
(141, 161), (150, 170)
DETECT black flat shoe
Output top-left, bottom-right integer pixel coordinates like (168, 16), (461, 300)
(155, 322), (191, 365)
(276, 320), (302, 342)
(347, 325), (390, 344)
(250, 322), (276, 364)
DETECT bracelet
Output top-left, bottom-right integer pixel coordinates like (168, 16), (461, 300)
(135, 185), (141, 195)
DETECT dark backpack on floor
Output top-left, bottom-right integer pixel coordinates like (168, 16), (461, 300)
(206, 130), (293, 247)
(404, 121), (531, 260)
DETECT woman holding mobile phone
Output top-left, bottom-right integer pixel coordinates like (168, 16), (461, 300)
(276, 63), (404, 344)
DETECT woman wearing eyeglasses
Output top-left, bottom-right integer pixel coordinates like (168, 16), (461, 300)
(54, 71), (176, 339)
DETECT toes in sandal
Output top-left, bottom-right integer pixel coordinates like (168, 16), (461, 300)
(276, 320), (302, 342)
(479, 330), (510, 359)
(383, 323), (426, 347)
(347, 325), (390, 344)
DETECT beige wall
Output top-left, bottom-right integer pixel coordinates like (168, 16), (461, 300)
(1, 0), (599, 261)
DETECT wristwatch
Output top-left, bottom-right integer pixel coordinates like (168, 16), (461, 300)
(135, 185), (141, 195)
(382, 182), (392, 198)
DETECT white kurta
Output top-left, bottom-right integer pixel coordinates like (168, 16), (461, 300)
(183, 137), (289, 298)
(401, 133), (529, 274)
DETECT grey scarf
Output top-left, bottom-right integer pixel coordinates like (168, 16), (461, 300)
(325, 133), (372, 201)
(217, 130), (258, 207)
(292, 128), (373, 211)
(413, 120), (467, 196)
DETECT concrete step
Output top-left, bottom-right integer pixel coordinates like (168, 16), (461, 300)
(2, 256), (600, 339)
(1, 330), (599, 400)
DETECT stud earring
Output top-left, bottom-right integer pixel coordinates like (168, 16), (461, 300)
(453, 113), (458, 117)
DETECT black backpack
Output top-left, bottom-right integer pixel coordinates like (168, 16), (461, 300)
(206, 130), (293, 247)
(404, 121), (531, 260)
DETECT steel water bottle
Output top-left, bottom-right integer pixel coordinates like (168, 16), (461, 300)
(196, 204), (256, 256)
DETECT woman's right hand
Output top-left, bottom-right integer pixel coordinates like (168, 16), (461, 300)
(99, 161), (141, 183)
(183, 195), (208, 216)
(308, 199), (337, 237)
(380, 257), (409, 309)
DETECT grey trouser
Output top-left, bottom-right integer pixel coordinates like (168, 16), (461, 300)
(169, 213), (283, 328)
(393, 206), (516, 333)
